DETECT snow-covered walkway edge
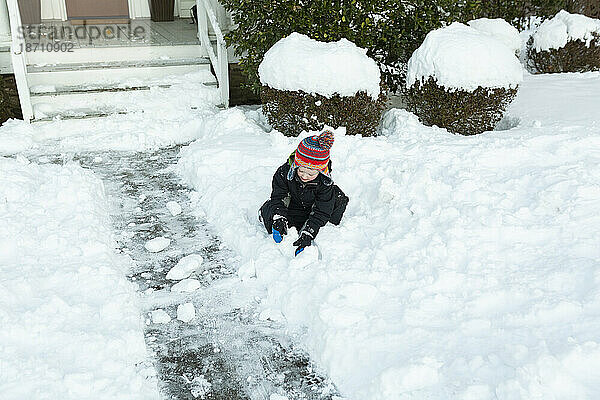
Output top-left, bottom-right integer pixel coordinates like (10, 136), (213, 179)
(177, 72), (600, 399)
(0, 157), (158, 399)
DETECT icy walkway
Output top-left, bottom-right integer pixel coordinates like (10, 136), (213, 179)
(64, 146), (338, 400)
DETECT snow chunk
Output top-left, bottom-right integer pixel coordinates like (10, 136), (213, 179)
(171, 278), (201, 293)
(177, 303), (196, 322)
(144, 236), (171, 252)
(259, 32), (381, 100)
(151, 309), (171, 324)
(532, 10), (600, 51)
(468, 18), (522, 54)
(406, 22), (523, 91)
(167, 254), (204, 280)
(166, 200), (182, 216)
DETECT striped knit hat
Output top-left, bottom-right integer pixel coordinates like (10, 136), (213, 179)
(293, 130), (334, 176)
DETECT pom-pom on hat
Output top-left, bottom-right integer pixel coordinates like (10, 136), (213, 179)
(293, 130), (334, 176)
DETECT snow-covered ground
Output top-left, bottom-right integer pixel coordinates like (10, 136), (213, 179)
(176, 71), (600, 399)
(0, 66), (599, 400)
(0, 157), (158, 399)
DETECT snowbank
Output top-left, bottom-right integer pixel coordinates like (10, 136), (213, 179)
(0, 70), (220, 154)
(532, 10), (600, 51)
(177, 72), (600, 399)
(259, 32), (381, 100)
(0, 158), (157, 399)
(468, 17), (522, 54)
(406, 22), (523, 91)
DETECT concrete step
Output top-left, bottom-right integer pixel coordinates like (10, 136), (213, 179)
(26, 44), (207, 65)
(28, 61), (213, 88)
(32, 103), (225, 123)
(29, 78), (220, 121)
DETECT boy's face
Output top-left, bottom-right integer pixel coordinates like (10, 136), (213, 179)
(297, 166), (319, 182)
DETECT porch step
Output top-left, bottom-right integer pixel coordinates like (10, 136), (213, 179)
(26, 44), (206, 65)
(29, 73), (220, 121)
(27, 60), (212, 88)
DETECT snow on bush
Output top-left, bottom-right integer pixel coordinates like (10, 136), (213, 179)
(532, 10), (600, 51)
(527, 10), (600, 73)
(407, 22), (523, 91)
(0, 157), (157, 400)
(259, 33), (386, 137)
(177, 70), (600, 398)
(405, 22), (522, 135)
(258, 32), (381, 100)
(468, 17), (522, 55)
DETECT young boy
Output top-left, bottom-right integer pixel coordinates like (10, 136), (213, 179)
(259, 130), (349, 255)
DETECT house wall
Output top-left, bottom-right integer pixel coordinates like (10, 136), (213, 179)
(36, 0), (221, 20)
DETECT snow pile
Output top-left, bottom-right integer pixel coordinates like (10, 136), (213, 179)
(0, 157), (157, 399)
(259, 32), (381, 99)
(532, 10), (600, 51)
(468, 17), (522, 54)
(0, 70), (221, 154)
(407, 22), (523, 91)
(177, 71), (600, 399)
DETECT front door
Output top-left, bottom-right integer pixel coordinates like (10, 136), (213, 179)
(65, 0), (130, 24)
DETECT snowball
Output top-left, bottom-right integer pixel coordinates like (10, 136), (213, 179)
(468, 18), (522, 54)
(171, 278), (201, 293)
(166, 254), (203, 280)
(532, 10), (600, 52)
(406, 22), (523, 91)
(177, 303), (195, 322)
(259, 32), (381, 100)
(166, 200), (182, 216)
(150, 309), (171, 324)
(144, 237), (170, 252)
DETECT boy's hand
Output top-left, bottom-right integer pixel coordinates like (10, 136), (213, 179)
(293, 231), (313, 256)
(272, 215), (288, 243)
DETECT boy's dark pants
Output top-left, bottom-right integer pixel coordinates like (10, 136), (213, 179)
(260, 185), (349, 234)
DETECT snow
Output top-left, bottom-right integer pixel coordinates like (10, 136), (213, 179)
(259, 32), (381, 100)
(144, 236), (171, 252)
(0, 70), (221, 155)
(0, 157), (157, 399)
(166, 254), (204, 280)
(151, 309), (172, 324)
(166, 200), (183, 216)
(177, 303), (196, 322)
(0, 46), (598, 400)
(406, 22), (523, 91)
(171, 278), (201, 293)
(176, 72), (600, 399)
(468, 17), (522, 54)
(532, 10), (600, 51)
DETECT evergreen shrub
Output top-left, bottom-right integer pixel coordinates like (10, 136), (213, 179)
(405, 78), (518, 136)
(526, 33), (600, 73)
(261, 85), (387, 137)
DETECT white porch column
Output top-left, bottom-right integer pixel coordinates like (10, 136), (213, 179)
(0, 0), (12, 44)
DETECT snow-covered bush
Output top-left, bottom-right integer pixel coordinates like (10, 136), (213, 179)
(527, 10), (600, 73)
(259, 33), (387, 137)
(405, 23), (523, 135)
(468, 18), (522, 56)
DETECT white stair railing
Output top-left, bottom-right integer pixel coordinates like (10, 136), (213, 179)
(197, 0), (229, 108)
(6, 0), (33, 122)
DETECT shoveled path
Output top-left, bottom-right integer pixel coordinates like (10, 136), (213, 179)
(66, 145), (339, 400)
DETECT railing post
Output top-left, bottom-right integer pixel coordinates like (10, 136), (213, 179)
(197, 0), (229, 108)
(6, 0), (34, 122)
(197, 0), (208, 58)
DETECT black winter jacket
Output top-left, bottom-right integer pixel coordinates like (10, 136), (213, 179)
(269, 154), (335, 237)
